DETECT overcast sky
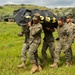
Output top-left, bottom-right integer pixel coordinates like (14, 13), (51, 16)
(0, 0), (75, 8)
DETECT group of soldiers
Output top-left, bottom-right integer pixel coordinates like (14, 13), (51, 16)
(17, 13), (75, 74)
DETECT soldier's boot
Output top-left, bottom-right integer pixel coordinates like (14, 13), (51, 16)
(50, 62), (58, 68)
(18, 62), (25, 68)
(63, 61), (72, 66)
(31, 64), (38, 74)
(38, 65), (42, 72)
(66, 62), (72, 67)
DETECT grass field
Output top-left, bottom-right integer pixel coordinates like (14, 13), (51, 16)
(0, 22), (75, 75)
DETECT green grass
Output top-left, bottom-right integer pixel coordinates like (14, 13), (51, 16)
(0, 22), (75, 75)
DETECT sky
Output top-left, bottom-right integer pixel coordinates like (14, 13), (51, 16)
(0, 0), (75, 8)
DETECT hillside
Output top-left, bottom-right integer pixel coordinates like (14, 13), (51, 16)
(0, 4), (75, 17)
(0, 4), (51, 17)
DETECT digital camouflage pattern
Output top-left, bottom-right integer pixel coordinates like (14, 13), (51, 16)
(21, 25), (30, 62)
(28, 23), (42, 65)
(54, 23), (73, 63)
(66, 22), (75, 60)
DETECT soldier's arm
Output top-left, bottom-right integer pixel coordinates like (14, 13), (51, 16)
(67, 29), (73, 46)
(31, 24), (42, 36)
(46, 27), (55, 32)
(21, 25), (26, 34)
(50, 28), (55, 32)
(73, 25), (75, 38)
(17, 26), (25, 36)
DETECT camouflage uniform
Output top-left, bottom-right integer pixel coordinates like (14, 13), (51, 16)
(66, 22), (75, 42)
(21, 25), (30, 62)
(28, 23), (42, 65)
(54, 23), (73, 63)
(65, 22), (75, 60)
(42, 26), (55, 61)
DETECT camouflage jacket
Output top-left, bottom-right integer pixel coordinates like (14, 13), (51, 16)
(29, 23), (42, 44)
(66, 22), (75, 38)
(22, 25), (29, 33)
(22, 25), (30, 43)
(57, 23), (73, 46)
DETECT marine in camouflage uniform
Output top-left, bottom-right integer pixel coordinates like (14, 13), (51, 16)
(41, 25), (55, 64)
(28, 13), (42, 73)
(18, 25), (30, 68)
(50, 16), (73, 68)
(65, 14), (75, 62)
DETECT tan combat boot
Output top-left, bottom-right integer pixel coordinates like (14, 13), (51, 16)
(65, 62), (72, 67)
(50, 62), (58, 68)
(18, 62), (25, 68)
(38, 65), (42, 72)
(31, 64), (38, 74)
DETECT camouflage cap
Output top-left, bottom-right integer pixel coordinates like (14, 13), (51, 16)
(57, 16), (64, 21)
(34, 13), (40, 16)
(66, 14), (73, 18)
(32, 13), (40, 20)
(32, 16), (38, 20)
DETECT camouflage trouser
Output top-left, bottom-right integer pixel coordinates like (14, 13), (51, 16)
(54, 41), (72, 63)
(70, 47), (73, 60)
(69, 38), (74, 60)
(28, 42), (41, 65)
(21, 43), (29, 62)
(42, 40), (55, 60)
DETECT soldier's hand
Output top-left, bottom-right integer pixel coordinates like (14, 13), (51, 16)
(72, 36), (74, 39)
(46, 27), (51, 30)
(46, 27), (55, 32)
(28, 22), (31, 27)
(26, 22), (31, 28)
(66, 45), (70, 50)
(18, 32), (23, 36)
